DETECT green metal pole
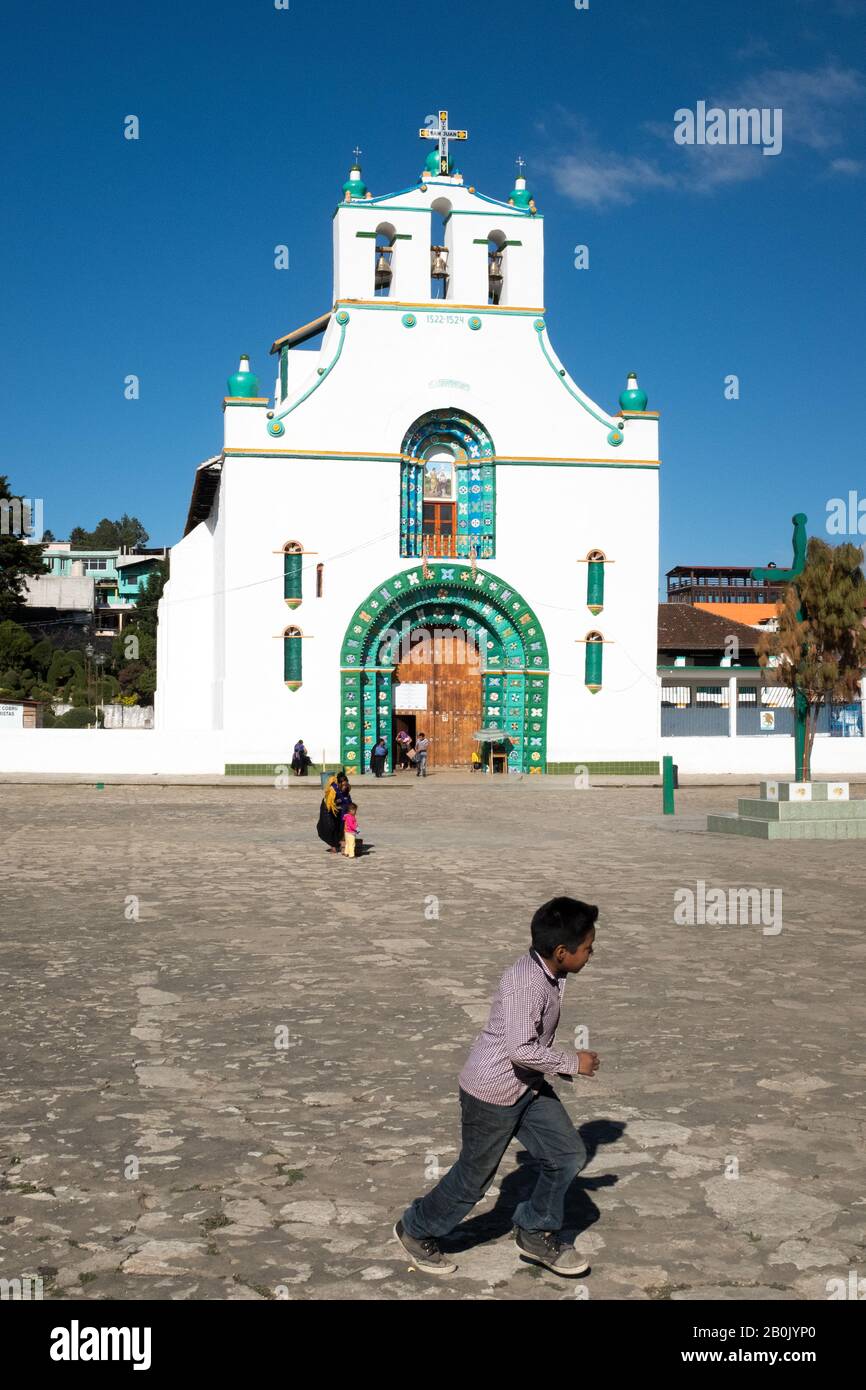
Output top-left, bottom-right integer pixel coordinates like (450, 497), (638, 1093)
(751, 514), (810, 783)
(662, 755), (675, 815)
(795, 687), (808, 782)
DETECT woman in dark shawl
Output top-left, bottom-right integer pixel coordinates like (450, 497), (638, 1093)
(292, 739), (311, 776)
(316, 772), (351, 852)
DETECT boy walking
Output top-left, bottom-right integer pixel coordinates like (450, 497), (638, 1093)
(414, 731), (429, 777)
(395, 896), (599, 1277)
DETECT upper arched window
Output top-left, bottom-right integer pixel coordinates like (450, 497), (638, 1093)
(400, 409), (495, 560)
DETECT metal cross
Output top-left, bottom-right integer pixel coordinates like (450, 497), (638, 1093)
(353, 145), (363, 164)
(516, 154), (526, 175)
(419, 109), (468, 175)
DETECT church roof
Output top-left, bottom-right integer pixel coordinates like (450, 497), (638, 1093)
(270, 312), (332, 355)
(184, 456), (222, 537)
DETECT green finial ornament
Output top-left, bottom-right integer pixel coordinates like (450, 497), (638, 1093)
(509, 157), (535, 210)
(227, 355), (260, 398)
(342, 159), (369, 200)
(619, 372), (648, 412)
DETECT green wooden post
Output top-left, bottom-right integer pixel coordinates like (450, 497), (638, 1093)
(662, 755), (675, 815)
(751, 513), (808, 781)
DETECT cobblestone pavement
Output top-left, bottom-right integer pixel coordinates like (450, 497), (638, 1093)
(2, 781), (865, 1301)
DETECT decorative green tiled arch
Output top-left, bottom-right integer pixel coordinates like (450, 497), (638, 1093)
(340, 562), (549, 774)
(400, 408), (496, 559)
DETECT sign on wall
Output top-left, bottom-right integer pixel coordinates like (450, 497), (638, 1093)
(394, 683), (427, 710)
(0, 703), (25, 728)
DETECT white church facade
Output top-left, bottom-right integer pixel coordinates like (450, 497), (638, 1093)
(155, 117), (662, 775)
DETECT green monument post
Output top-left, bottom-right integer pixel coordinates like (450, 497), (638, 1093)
(751, 513), (808, 781)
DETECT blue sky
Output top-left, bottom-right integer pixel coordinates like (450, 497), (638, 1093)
(3, 0), (865, 588)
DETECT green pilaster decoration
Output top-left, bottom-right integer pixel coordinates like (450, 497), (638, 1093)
(343, 670), (362, 771)
(280, 346), (288, 400)
(361, 670), (377, 772)
(283, 547), (303, 609)
(584, 632), (604, 693)
(376, 669), (394, 774)
(283, 628), (302, 691)
(752, 513), (809, 780)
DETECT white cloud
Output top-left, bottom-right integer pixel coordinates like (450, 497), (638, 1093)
(540, 64), (865, 209)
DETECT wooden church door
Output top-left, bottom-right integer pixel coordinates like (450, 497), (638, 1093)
(394, 629), (481, 767)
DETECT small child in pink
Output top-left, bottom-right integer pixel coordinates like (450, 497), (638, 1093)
(343, 803), (359, 858)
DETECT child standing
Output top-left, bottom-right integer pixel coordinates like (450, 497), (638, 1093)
(394, 896), (599, 1277)
(342, 802), (360, 858)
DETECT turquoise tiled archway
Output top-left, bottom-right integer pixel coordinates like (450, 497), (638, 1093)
(340, 562), (548, 774)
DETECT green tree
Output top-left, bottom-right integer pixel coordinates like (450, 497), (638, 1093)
(108, 560), (167, 704)
(69, 514), (149, 550)
(758, 537), (866, 780)
(0, 476), (46, 618)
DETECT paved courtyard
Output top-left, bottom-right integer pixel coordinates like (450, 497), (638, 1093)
(1, 779), (864, 1301)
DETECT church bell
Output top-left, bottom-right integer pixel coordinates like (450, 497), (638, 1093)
(488, 251), (504, 303)
(430, 245), (449, 281)
(375, 248), (393, 290)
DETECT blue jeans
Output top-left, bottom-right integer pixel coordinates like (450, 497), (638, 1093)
(415, 752), (428, 776)
(402, 1083), (586, 1239)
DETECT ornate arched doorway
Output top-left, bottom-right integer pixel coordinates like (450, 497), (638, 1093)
(340, 562), (549, 773)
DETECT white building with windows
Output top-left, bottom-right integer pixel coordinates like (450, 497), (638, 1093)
(155, 119), (662, 774)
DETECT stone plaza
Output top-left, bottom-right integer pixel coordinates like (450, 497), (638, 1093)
(1, 778), (864, 1301)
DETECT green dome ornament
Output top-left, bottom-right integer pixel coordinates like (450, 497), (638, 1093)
(619, 372), (648, 412)
(227, 355), (260, 398)
(342, 162), (369, 200)
(424, 147), (454, 176)
(508, 159), (537, 213)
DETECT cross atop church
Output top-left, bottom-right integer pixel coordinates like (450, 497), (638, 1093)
(419, 109), (468, 175)
(516, 154), (526, 175)
(353, 145), (363, 164)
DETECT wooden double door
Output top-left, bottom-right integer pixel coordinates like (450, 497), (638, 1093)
(394, 629), (481, 768)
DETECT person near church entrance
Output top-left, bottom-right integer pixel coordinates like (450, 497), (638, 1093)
(394, 896), (599, 1278)
(316, 772), (352, 853)
(342, 802), (360, 858)
(471, 749), (482, 772)
(292, 739), (311, 777)
(370, 737), (387, 778)
(396, 729), (413, 771)
(415, 732), (429, 777)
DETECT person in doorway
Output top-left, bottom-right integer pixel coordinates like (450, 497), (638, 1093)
(394, 896), (599, 1277)
(316, 772), (351, 853)
(291, 739), (311, 777)
(414, 731), (429, 777)
(370, 737), (387, 778)
(471, 748), (482, 772)
(342, 802), (360, 858)
(396, 728), (413, 771)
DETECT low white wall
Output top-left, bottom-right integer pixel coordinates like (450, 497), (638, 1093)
(662, 735), (866, 777)
(0, 730), (225, 775)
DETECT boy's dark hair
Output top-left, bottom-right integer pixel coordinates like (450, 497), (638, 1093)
(531, 896), (598, 955)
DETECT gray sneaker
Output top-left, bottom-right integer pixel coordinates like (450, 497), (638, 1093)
(514, 1227), (590, 1276)
(393, 1220), (457, 1275)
